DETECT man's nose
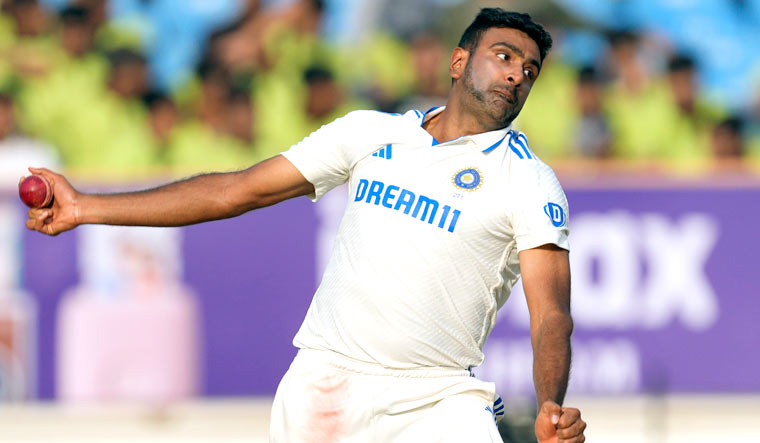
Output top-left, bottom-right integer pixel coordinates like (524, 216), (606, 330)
(505, 66), (524, 86)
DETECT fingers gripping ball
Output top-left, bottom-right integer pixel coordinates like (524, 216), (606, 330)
(19, 174), (53, 208)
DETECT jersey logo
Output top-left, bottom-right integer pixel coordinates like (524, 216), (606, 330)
(544, 203), (566, 227)
(452, 167), (483, 191)
(354, 178), (462, 233)
(372, 144), (393, 159)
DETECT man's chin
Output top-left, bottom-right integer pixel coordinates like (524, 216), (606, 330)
(487, 106), (519, 128)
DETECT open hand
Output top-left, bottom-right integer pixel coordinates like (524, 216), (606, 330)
(535, 400), (586, 443)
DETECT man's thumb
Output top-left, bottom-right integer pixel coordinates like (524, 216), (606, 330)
(540, 401), (561, 425)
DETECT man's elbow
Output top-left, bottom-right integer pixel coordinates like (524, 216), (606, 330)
(219, 172), (263, 216)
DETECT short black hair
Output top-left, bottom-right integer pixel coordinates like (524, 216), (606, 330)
(577, 65), (601, 84)
(457, 8), (553, 63)
(668, 54), (696, 73)
(60, 6), (90, 25)
(196, 55), (228, 81)
(304, 65), (334, 85)
(142, 90), (173, 109)
(308, 0), (325, 13)
(716, 115), (744, 134)
(607, 30), (638, 48)
(107, 48), (146, 68)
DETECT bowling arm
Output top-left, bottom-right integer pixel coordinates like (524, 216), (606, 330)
(24, 155), (314, 235)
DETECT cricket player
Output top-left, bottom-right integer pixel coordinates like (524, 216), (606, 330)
(25, 8), (586, 443)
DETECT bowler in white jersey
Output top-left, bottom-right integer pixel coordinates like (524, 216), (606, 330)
(25, 8), (586, 443)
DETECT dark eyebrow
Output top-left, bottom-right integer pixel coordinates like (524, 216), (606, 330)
(490, 41), (541, 71)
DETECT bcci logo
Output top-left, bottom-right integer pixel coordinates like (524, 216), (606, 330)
(452, 167), (483, 191)
(544, 203), (565, 227)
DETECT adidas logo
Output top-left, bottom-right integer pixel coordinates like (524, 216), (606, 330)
(372, 144), (393, 159)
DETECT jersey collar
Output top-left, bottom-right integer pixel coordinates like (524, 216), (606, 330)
(419, 106), (512, 154)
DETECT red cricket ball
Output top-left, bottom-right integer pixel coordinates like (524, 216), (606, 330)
(18, 174), (53, 208)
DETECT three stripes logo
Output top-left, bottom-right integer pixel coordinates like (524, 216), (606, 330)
(372, 144), (393, 159)
(490, 395), (505, 423)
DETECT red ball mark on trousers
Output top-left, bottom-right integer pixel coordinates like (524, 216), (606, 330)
(305, 374), (350, 443)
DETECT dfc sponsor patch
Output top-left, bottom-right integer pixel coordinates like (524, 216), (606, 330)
(544, 202), (565, 227)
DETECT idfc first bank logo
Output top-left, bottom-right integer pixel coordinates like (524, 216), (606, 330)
(544, 202), (565, 227)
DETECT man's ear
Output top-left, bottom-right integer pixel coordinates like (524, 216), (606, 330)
(450, 47), (469, 82)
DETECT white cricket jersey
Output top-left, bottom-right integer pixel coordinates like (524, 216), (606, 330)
(282, 107), (570, 370)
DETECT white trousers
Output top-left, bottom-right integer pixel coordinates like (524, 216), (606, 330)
(270, 349), (502, 442)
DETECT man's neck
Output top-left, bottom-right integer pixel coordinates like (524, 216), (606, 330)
(423, 95), (506, 143)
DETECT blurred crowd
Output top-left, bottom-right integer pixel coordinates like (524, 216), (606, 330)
(517, 29), (760, 174)
(0, 0), (758, 181)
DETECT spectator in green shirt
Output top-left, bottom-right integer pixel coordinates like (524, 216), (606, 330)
(164, 60), (256, 175)
(662, 54), (724, 166)
(0, 0), (60, 81)
(143, 90), (179, 166)
(604, 31), (675, 162)
(710, 116), (744, 159)
(20, 45), (156, 179)
(574, 66), (612, 158)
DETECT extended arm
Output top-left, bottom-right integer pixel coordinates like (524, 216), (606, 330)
(520, 244), (585, 443)
(25, 155), (315, 235)
(520, 243), (572, 406)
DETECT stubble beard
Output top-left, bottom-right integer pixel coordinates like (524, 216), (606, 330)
(461, 59), (521, 129)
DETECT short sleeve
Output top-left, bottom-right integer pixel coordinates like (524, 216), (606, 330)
(510, 161), (570, 252)
(281, 111), (365, 201)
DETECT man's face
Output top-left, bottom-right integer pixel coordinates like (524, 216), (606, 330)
(458, 27), (541, 128)
(668, 69), (696, 112)
(61, 23), (94, 57)
(109, 62), (148, 98)
(0, 102), (15, 140)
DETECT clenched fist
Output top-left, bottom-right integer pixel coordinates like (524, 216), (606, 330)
(535, 400), (586, 443)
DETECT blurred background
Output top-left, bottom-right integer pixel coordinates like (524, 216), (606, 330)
(0, 0), (759, 441)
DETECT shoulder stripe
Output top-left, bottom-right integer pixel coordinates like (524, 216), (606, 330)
(513, 133), (533, 159)
(517, 133), (534, 159)
(508, 137), (525, 159)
